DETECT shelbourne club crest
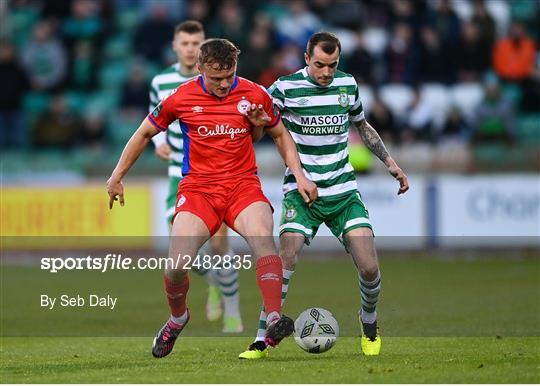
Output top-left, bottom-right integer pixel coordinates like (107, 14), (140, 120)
(237, 98), (251, 114)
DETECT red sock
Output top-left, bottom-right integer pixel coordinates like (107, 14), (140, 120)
(256, 255), (283, 315)
(164, 275), (189, 317)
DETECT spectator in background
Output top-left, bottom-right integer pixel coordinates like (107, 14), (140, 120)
(139, 0), (184, 23)
(417, 24), (453, 83)
(68, 41), (98, 90)
(62, 0), (105, 52)
(389, 0), (427, 35)
(21, 20), (67, 91)
(367, 94), (399, 145)
(312, 0), (367, 31)
(274, 0), (322, 49)
(80, 110), (106, 150)
(0, 40), (30, 148)
(31, 94), (82, 149)
(62, 0), (105, 88)
(208, 0), (248, 50)
(258, 45), (297, 89)
(471, 0), (496, 49)
(385, 22), (417, 85)
(455, 21), (491, 82)
(402, 87), (433, 143)
(425, 0), (461, 46)
(345, 30), (374, 85)
(439, 106), (472, 144)
(120, 63), (149, 118)
(133, 2), (173, 64)
(520, 72), (540, 113)
(184, 0), (212, 28)
(238, 25), (274, 81)
(472, 74), (516, 145)
(493, 21), (536, 82)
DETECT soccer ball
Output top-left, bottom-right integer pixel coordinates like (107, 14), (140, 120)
(294, 307), (339, 354)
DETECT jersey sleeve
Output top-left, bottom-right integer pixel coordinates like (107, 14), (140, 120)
(148, 77), (167, 146)
(268, 80), (285, 111)
(349, 85), (365, 122)
(258, 84), (281, 128)
(149, 77), (159, 113)
(147, 90), (178, 132)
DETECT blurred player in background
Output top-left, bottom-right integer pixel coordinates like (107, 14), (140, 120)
(148, 21), (242, 333)
(239, 32), (409, 359)
(107, 38), (318, 358)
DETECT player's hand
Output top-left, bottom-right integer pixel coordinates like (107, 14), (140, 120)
(245, 104), (271, 127)
(297, 176), (318, 206)
(388, 164), (409, 195)
(106, 176), (125, 209)
(155, 143), (171, 161)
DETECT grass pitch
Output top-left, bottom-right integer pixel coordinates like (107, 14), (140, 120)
(2, 337), (538, 383)
(1, 255), (539, 383)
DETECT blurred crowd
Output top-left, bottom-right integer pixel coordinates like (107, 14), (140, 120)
(0, 0), (538, 170)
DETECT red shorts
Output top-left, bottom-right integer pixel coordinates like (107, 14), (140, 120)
(172, 174), (272, 236)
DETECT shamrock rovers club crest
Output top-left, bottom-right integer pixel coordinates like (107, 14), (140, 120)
(338, 88), (349, 107)
(285, 207), (297, 220)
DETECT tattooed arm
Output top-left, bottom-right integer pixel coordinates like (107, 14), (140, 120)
(353, 119), (410, 195)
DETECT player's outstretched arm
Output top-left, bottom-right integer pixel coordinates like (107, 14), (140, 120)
(107, 118), (160, 208)
(353, 119), (409, 195)
(266, 120), (318, 204)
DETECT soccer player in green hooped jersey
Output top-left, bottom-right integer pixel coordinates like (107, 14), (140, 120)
(148, 21), (242, 333)
(239, 32), (409, 359)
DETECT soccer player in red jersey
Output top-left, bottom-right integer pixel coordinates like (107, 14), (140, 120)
(106, 39), (318, 358)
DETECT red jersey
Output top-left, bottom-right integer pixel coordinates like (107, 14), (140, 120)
(148, 76), (280, 178)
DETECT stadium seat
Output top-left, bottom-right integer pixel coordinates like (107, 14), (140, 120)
(361, 27), (389, 56)
(517, 114), (540, 144)
(99, 60), (130, 89)
(331, 28), (357, 55)
(510, 0), (538, 21)
(451, 0), (473, 21)
(473, 144), (533, 171)
(9, 7), (39, 49)
(502, 83), (523, 107)
(450, 83), (484, 121)
(88, 91), (119, 114)
(103, 34), (132, 60)
(378, 84), (414, 121)
(115, 8), (140, 31)
(22, 92), (50, 116)
(107, 115), (140, 147)
(357, 85), (374, 114)
(420, 83), (451, 129)
(65, 91), (90, 115)
(485, 0), (511, 36)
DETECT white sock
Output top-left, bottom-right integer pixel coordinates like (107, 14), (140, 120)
(360, 310), (377, 324)
(170, 310), (188, 325)
(255, 268), (294, 341)
(220, 249), (241, 318)
(266, 311), (280, 326)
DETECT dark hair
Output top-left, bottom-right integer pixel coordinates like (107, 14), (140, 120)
(198, 38), (241, 70)
(306, 32), (341, 57)
(174, 20), (204, 35)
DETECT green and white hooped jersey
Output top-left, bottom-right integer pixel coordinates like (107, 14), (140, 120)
(268, 67), (365, 199)
(149, 63), (197, 178)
